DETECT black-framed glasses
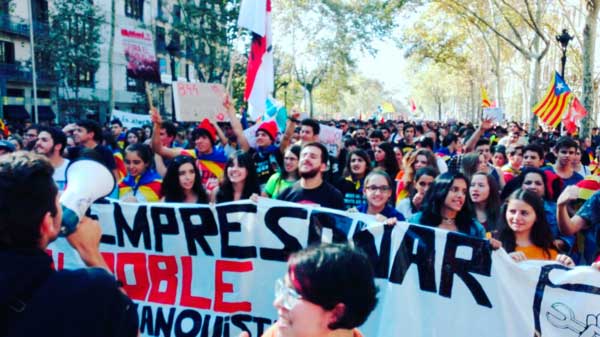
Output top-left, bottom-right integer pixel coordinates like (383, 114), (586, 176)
(365, 185), (391, 193)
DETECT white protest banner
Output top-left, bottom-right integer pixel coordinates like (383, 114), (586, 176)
(112, 109), (152, 129)
(172, 81), (229, 122)
(49, 198), (600, 337)
(120, 27), (160, 83)
(483, 107), (504, 123)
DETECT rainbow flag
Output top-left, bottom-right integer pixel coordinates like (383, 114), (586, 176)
(533, 72), (573, 128)
(118, 169), (162, 202)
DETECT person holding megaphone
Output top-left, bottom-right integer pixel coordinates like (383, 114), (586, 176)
(0, 152), (138, 336)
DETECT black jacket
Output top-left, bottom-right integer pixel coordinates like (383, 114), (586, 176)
(0, 248), (138, 337)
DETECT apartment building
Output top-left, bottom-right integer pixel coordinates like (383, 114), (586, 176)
(0, 0), (57, 124)
(0, 0), (195, 124)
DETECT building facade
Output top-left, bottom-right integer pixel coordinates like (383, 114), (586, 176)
(0, 0), (196, 125)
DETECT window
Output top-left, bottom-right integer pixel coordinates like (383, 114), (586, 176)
(126, 73), (143, 92)
(171, 31), (180, 49)
(156, 0), (163, 19)
(173, 5), (181, 23)
(37, 90), (51, 98)
(67, 64), (95, 88)
(125, 0), (143, 20)
(158, 57), (167, 75)
(0, 41), (15, 64)
(156, 26), (166, 52)
(173, 59), (180, 78)
(6, 89), (24, 97)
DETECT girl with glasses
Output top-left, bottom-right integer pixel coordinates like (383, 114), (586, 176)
(356, 169), (405, 224)
(240, 243), (378, 337)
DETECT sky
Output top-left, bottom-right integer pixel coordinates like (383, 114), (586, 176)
(357, 39), (408, 101)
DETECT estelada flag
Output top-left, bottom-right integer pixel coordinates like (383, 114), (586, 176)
(238, 0), (273, 120)
(563, 96), (587, 134)
(0, 118), (10, 137)
(533, 72), (573, 128)
(481, 87), (492, 108)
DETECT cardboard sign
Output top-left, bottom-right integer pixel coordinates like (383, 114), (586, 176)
(111, 109), (151, 129)
(483, 107), (504, 123)
(172, 82), (229, 122)
(120, 27), (160, 83)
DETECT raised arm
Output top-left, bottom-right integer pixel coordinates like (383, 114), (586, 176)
(463, 118), (492, 153)
(150, 108), (181, 159)
(556, 186), (589, 236)
(279, 108), (300, 154)
(223, 95), (250, 151)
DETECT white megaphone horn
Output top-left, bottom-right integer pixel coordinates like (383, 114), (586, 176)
(59, 159), (115, 236)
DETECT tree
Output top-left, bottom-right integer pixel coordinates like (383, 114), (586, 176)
(37, 0), (103, 119)
(435, 0), (555, 133)
(581, 0), (599, 138)
(175, 0), (239, 83)
(275, 0), (407, 101)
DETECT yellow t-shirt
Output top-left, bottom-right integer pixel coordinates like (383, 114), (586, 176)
(515, 245), (558, 261)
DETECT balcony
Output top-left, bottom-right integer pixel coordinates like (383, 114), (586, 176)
(0, 63), (57, 84)
(0, 14), (29, 37)
(0, 14), (50, 37)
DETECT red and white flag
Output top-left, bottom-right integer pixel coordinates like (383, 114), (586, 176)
(563, 97), (587, 134)
(238, 0), (273, 120)
(409, 98), (417, 113)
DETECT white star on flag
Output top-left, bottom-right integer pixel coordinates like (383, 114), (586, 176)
(556, 83), (564, 90)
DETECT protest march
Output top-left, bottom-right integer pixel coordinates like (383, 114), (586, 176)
(3, 0), (600, 336)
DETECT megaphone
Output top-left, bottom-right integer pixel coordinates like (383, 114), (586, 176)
(59, 159), (115, 236)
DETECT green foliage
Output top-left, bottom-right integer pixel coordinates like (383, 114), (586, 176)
(37, 0), (103, 88)
(174, 0), (239, 84)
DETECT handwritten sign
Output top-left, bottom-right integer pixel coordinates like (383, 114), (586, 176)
(111, 109), (151, 129)
(172, 82), (229, 122)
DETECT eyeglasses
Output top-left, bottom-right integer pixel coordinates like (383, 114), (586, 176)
(275, 278), (303, 310)
(365, 185), (391, 193)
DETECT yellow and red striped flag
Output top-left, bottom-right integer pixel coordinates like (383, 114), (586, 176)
(0, 118), (10, 137)
(533, 72), (573, 128)
(481, 87), (492, 108)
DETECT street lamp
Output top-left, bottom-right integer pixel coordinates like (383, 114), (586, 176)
(556, 29), (573, 78)
(280, 80), (289, 109)
(166, 40), (179, 121)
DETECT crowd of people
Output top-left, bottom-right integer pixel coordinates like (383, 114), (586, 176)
(1, 103), (600, 268)
(3, 100), (600, 336)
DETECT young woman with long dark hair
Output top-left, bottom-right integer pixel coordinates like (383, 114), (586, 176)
(498, 189), (574, 266)
(161, 155), (209, 203)
(408, 172), (485, 238)
(212, 150), (259, 203)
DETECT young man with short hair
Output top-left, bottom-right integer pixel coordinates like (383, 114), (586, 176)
(34, 127), (70, 190)
(109, 119), (126, 149)
(0, 152), (138, 336)
(277, 142), (344, 210)
(551, 137), (583, 194)
(151, 109), (227, 191)
(65, 120), (118, 180)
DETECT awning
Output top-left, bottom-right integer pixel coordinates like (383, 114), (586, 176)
(3, 105), (29, 120)
(36, 106), (55, 120)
